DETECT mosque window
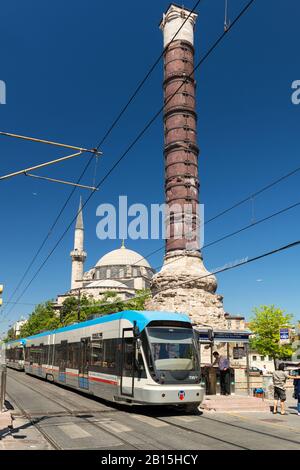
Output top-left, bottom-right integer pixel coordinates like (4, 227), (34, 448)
(106, 269), (111, 279)
(133, 268), (138, 277)
(119, 268), (124, 278)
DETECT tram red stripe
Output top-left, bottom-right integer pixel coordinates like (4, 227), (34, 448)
(89, 376), (117, 385)
(25, 365), (117, 385)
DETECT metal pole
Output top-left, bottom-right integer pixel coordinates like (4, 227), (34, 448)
(0, 151), (85, 181)
(25, 173), (99, 191)
(245, 343), (250, 396)
(0, 131), (102, 155)
(0, 364), (7, 412)
(78, 289), (81, 322)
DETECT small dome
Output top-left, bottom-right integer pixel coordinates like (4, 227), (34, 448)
(86, 279), (129, 289)
(95, 243), (151, 269)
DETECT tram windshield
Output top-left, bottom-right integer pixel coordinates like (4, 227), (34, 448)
(146, 326), (198, 373)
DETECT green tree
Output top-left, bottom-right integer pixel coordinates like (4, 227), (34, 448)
(126, 289), (151, 311)
(6, 289), (151, 339)
(4, 327), (16, 342)
(249, 305), (294, 366)
(19, 300), (60, 338)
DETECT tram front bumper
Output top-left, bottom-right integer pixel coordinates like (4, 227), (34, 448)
(133, 384), (205, 406)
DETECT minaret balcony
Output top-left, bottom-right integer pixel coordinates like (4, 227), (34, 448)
(70, 249), (87, 261)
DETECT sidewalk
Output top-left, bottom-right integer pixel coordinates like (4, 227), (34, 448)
(200, 394), (272, 413)
(0, 402), (52, 450)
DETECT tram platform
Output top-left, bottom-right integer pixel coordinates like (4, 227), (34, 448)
(200, 394), (272, 413)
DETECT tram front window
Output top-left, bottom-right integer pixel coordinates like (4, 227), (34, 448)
(146, 326), (200, 383)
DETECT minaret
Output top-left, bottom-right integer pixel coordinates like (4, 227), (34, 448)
(70, 197), (87, 290)
(147, 4), (227, 329)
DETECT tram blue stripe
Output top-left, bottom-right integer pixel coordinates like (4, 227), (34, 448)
(8, 310), (191, 344)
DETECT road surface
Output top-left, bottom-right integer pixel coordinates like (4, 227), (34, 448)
(4, 368), (300, 450)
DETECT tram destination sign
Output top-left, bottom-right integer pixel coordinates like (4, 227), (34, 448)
(213, 331), (250, 343)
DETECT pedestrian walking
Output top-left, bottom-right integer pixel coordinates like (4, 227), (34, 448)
(212, 351), (231, 395)
(272, 363), (289, 415)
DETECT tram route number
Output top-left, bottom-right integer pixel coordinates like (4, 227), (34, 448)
(100, 454), (199, 466)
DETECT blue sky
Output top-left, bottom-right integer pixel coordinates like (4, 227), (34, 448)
(0, 0), (299, 335)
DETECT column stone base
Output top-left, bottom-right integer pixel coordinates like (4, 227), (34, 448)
(146, 250), (227, 329)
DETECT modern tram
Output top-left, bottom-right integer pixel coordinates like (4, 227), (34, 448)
(5, 338), (25, 370)
(5, 310), (204, 410)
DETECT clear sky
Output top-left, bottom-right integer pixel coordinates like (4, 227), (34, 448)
(0, 0), (299, 335)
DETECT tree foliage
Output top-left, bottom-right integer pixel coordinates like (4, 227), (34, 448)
(249, 305), (294, 362)
(6, 289), (151, 339)
(19, 301), (60, 338)
(4, 327), (17, 342)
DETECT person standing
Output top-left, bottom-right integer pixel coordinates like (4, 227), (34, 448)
(292, 372), (300, 416)
(272, 363), (289, 415)
(213, 351), (231, 395)
(262, 365), (269, 376)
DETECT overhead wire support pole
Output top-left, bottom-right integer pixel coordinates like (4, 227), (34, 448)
(0, 151), (86, 181)
(0, 131), (102, 156)
(25, 173), (99, 191)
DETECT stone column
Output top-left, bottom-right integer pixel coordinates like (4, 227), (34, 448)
(146, 4), (227, 329)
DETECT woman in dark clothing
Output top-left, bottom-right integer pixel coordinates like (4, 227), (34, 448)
(293, 373), (300, 416)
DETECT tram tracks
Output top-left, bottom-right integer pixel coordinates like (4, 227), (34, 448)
(8, 371), (244, 450)
(145, 413), (300, 449)
(198, 414), (300, 447)
(7, 370), (300, 450)
(7, 372), (140, 450)
(6, 390), (63, 450)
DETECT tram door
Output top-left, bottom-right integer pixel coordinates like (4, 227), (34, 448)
(37, 344), (43, 377)
(58, 340), (67, 383)
(79, 337), (90, 390)
(120, 328), (135, 397)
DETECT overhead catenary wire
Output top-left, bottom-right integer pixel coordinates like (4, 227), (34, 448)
(150, 200), (300, 273)
(25, 173), (99, 191)
(8, 190), (299, 326)
(8, 238), (299, 324)
(0, 151), (86, 181)
(0, 131), (101, 154)
(109, 238), (300, 309)
(130, 164), (300, 267)
(0, 0), (257, 324)
(1, 0), (202, 320)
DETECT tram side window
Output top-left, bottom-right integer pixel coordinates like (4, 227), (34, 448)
(91, 339), (103, 367)
(122, 339), (146, 378)
(6, 348), (11, 361)
(103, 339), (117, 370)
(89, 339), (117, 373)
(15, 347), (23, 361)
(54, 341), (68, 367)
(67, 342), (80, 369)
(42, 345), (49, 364)
(25, 347), (30, 362)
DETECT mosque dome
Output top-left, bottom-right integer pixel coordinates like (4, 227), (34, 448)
(95, 242), (151, 269)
